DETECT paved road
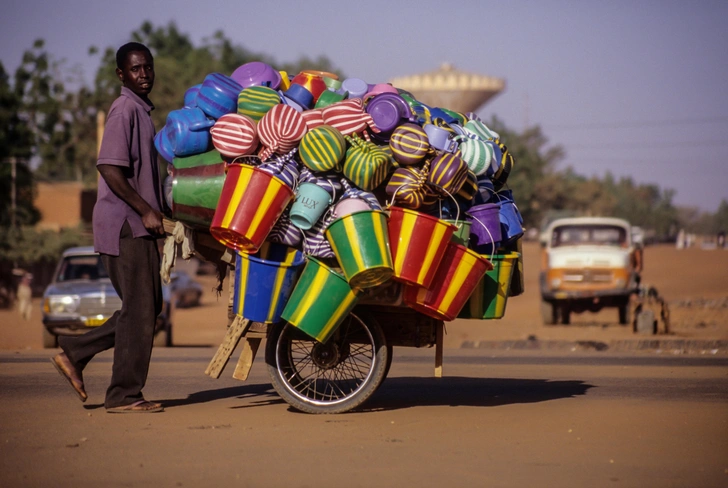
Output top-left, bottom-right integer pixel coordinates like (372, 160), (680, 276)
(1, 348), (726, 488)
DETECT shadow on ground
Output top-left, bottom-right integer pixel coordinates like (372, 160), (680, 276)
(362, 377), (594, 412)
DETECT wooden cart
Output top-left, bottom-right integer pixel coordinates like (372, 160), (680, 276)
(165, 220), (446, 414)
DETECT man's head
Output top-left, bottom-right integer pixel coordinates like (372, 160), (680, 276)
(115, 42), (154, 99)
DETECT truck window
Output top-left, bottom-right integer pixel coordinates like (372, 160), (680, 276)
(551, 225), (627, 248)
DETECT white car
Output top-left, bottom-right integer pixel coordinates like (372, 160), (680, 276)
(41, 247), (173, 348)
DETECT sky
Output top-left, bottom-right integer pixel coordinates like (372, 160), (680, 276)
(2, 0), (727, 212)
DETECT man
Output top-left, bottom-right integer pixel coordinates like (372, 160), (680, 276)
(51, 42), (165, 413)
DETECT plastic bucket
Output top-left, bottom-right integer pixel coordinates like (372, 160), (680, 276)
(325, 210), (393, 288)
(388, 207), (456, 289)
(233, 244), (305, 323)
(289, 182), (333, 230)
(497, 190), (525, 244)
(171, 150), (226, 229)
(458, 252), (519, 320)
(332, 197), (371, 219)
(445, 220), (471, 246)
(210, 163), (294, 252)
(281, 257), (360, 343)
(403, 242), (493, 321)
(467, 203), (503, 253)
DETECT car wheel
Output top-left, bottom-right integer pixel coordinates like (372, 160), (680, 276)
(153, 321), (173, 347)
(42, 327), (58, 348)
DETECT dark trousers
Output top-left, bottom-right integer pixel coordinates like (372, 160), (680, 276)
(59, 222), (162, 408)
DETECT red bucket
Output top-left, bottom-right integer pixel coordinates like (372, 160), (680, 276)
(210, 163), (294, 252)
(388, 207), (456, 289)
(403, 242), (493, 321)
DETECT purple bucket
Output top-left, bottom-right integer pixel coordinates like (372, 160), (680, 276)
(466, 203), (502, 253)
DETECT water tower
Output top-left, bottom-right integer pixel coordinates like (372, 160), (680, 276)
(389, 63), (505, 114)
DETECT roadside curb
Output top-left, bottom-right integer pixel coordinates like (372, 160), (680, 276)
(461, 339), (728, 354)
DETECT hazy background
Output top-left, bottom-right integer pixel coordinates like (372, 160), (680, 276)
(2, 0), (727, 211)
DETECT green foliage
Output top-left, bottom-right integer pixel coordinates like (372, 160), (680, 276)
(0, 225), (91, 266)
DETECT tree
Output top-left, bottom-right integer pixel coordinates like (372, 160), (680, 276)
(0, 60), (39, 227)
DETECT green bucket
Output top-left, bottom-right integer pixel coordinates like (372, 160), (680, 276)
(325, 210), (393, 288)
(281, 258), (360, 343)
(458, 252), (519, 320)
(445, 220), (471, 246)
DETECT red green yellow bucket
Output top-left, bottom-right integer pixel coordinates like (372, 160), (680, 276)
(325, 210), (393, 288)
(281, 257), (361, 343)
(210, 163), (294, 252)
(387, 207), (456, 289)
(457, 252), (519, 320)
(403, 242), (493, 321)
(233, 243), (305, 324)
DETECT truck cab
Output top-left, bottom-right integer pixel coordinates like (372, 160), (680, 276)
(539, 217), (640, 325)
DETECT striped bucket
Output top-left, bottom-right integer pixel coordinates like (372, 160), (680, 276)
(233, 244), (305, 323)
(387, 207), (456, 289)
(171, 149), (226, 229)
(457, 252), (519, 320)
(403, 242), (493, 321)
(325, 210), (393, 288)
(281, 257), (361, 343)
(210, 163), (294, 252)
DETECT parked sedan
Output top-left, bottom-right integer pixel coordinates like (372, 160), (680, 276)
(167, 271), (203, 308)
(41, 247), (173, 348)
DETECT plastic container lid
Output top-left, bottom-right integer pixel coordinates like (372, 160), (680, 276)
(341, 78), (369, 99)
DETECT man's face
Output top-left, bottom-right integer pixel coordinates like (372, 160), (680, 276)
(116, 51), (154, 98)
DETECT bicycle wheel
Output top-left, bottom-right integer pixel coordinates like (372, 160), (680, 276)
(266, 311), (388, 414)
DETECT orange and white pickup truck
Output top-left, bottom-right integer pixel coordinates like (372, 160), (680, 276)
(539, 217), (642, 325)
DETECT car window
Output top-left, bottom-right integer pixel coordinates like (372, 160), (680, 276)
(551, 225), (627, 248)
(56, 255), (109, 282)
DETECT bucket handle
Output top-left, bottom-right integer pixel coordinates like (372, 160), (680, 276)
(465, 213), (496, 262)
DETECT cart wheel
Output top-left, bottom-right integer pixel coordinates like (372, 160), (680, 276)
(265, 311), (389, 414)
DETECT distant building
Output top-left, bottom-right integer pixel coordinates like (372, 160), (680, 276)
(34, 182), (95, 231)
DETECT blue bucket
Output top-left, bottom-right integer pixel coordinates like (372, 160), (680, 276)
(233, 243), (305, 323)
(496, 189), (524, 244)
(289, 182), (333, 230)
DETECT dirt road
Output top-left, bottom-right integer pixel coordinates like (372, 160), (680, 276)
(1, 348), (726, 488)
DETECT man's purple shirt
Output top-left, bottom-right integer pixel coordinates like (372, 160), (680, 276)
(93, 87), (163, 256)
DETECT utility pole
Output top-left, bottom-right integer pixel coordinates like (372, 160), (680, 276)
(10, 157), (16, 228)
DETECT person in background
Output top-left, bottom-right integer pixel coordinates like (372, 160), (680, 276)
(50, 42), (166, 413)
(16, 273), (32, 321)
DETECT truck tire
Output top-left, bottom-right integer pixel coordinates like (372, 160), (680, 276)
(618, 301), (631, 325)
(540, 300), (558, 325)
(560, 305), (571, 325)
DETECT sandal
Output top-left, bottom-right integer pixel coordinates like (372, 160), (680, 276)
(106, 400), (164, 414)
(50, 354), (87, 402)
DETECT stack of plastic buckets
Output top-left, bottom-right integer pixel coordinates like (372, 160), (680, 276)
(403, 241), (493, 321)
(233, 243), (306, 324)
(210, 162), (294, 252)
(458, 252), (520, 320)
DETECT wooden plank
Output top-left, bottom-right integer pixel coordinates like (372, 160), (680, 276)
(232, 338), (262, 381)
(434, 321), (444, 378)
(204, 316), (249, 378)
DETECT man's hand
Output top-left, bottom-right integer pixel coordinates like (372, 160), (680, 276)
(141, 208), (165, 237)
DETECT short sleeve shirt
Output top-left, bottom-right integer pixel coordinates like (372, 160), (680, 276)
(93, 87), (163, 256)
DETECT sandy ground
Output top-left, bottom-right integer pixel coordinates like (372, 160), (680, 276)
(1, 242), (727, 351)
